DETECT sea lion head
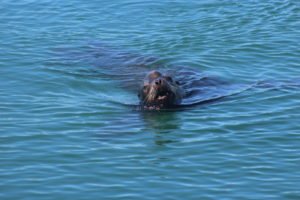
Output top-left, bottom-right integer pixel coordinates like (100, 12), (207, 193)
(138, 71), (183, 110)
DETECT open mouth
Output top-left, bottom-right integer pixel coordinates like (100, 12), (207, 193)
(156, 90), (170, 100)
(141, 91), (170, 110)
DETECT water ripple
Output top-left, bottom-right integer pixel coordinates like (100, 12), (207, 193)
(1, 0), (300, 200)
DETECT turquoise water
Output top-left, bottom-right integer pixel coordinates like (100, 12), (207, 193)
(1, 0), (300, 199)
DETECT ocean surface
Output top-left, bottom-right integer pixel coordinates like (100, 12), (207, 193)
(1, 0), (300, 199)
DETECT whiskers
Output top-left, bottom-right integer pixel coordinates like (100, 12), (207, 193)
(143, 86), (157, 105)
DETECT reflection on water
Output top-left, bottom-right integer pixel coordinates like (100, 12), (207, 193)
(141, 111), (182, 145)
(93, 108), (182, 146)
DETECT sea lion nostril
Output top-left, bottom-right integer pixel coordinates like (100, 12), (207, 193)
(155, 79), (162, 85)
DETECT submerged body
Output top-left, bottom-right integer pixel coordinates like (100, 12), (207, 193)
(60, 43), (299, 111)
(138, 71), (184, 110)
(67, 43), (256, 110)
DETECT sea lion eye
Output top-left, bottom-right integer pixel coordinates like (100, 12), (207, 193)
(143, 82), (150, 89)
(164, 75), (173, 82)
(143, 85), (149, 93)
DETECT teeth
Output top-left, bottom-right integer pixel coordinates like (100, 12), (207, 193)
(156, 91), (170, 100)
(158, 95), (166, 100)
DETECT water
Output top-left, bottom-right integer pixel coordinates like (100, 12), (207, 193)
(1, 0), (300, 199)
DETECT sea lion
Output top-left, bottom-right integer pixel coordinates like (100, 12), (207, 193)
(138, 71), (184, 110)
(61, 43), (251, 110)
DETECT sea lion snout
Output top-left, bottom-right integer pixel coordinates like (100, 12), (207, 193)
(154, 78), (163, 85)
(152, 77), (169, 91)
